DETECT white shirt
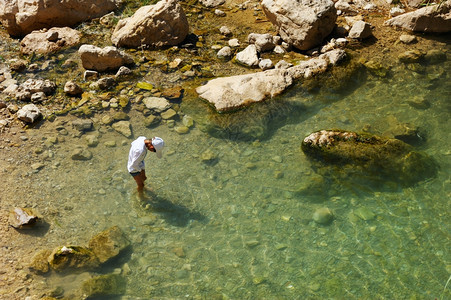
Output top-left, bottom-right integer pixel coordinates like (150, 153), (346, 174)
(127, 136), (148, 173)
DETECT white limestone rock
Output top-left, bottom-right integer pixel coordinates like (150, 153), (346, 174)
(111, 0), (189, 48)
(248, 33), (275, 52)
(0, 0), (121, 36)
(199, 0), (225, 8)
(385, 0), (451, 33)
(21, 27), (81, 55)
(259, 59), (274, 70)
(348, 21), (372, 39)
(17, 104), (41, 123)
(79, 45), (133, 72)
(217, 46), (232, 58)
(235, 45), (259, 67)
(262, 0), (337, 51)
(142, 97), (171, 113)
(196, 68), (293, 111)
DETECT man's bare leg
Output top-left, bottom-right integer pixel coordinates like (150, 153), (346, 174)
(133, 171), (145, 196)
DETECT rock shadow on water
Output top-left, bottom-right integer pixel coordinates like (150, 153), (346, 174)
(138, 189), (207, 227)
(198, 97), (315, 142)
(12, 220), (51, 237)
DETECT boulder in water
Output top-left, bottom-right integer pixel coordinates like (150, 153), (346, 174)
(88, 226), (130, 264)
(82, 273), (126, 297)
(301, 129), (438, 186)
(48, 245), (99, 272)
(313, 207), (334, 225)
(29, 249), (52, 274)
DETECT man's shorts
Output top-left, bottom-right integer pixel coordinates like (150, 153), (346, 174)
(130, 171), (141, 177)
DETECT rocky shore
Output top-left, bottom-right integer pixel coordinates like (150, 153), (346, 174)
(0, 0), (450, 298)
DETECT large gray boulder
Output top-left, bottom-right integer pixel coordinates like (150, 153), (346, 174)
(262, 0), (337, 50)
(111, 0), (189, 48)
(79, 45), (134, 72)
(0, 0), (121, 37)
(196, 49), (346, 112)
(384, 0), (451, 33)
(196, 68), (293, 112)
(21, 27), (81, 55)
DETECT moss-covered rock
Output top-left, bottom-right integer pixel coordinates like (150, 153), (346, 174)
(364, 60), (390, 77)
(82, 273), (126, 297)
(301, 129), (438, 186)
(29, 249), (52, 274)
(88, 226), (130, 264)
(48, 245), (99, 272)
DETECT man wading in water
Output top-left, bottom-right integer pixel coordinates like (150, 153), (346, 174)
(127, 136), (165, 196)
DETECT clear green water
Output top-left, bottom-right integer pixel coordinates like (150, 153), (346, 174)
(8, 51), (450, 299)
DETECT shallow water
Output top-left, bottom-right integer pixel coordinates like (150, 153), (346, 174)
(2, 46), (450, 299)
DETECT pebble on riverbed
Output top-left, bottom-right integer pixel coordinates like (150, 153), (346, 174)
(312, 207), (334, 225)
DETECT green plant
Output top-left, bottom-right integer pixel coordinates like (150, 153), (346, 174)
(441, 275), (451, 300)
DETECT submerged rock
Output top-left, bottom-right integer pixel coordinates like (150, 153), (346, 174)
(143, 97), (171, 112)
(111, 0), (189, 48)
(72, 119), (93, 132)
(71, 148), (93, 160)
(88, 226), (130, 264)
(112, 120), (132, 137)
(48, 245), (99, 272)
(82, 274), (126, 297)
(29, 249), (52, 274)
(313, 207), (333, 225)
(301, 130), (438, 186)
(354, 207), (376, 221)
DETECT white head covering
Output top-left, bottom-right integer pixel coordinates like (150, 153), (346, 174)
(151, 137), (165, 158)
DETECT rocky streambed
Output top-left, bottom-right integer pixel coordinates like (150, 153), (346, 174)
(0, 0), (450, 298)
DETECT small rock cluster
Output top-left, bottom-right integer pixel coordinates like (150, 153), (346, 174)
(29, 226), (130, 274)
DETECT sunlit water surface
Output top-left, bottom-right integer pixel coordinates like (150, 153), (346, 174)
(7, 49), (450, 299)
